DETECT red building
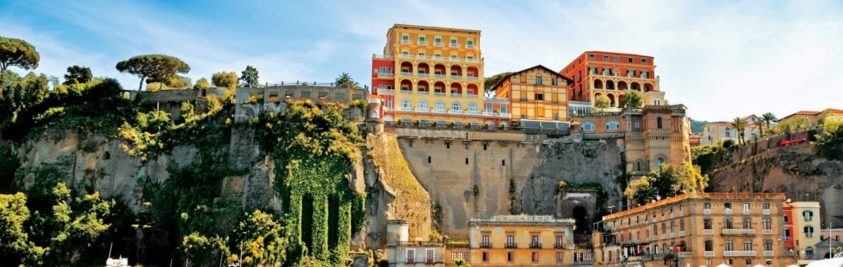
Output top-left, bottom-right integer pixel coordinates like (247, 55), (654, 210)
(371, 57), (395, 110)
(783, 202), (795, 250)
(560, 51), (665, 112)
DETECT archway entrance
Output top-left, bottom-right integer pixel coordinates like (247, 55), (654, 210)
(572, 205), (590, 234)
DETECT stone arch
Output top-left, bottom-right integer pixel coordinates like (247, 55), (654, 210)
(467, 66), (479, 78)
(400, 61), (413, 74)
(594, 79), (603, 89)
(573, 206), (590, 235)
(644, 83), (654, 92)
(417, 62), (430, 74)
(618, 81), (628, 90)
(631, 82), (641, 91)
(433, 81), (446, 94)
(450, 65), (462, 77)
(450, 82), (462, 95)
(417, 80), (430, 93)
(467, 84), (479, 96)
(400, 79), (413, 92)
(434, 64), (446, 76)
(607, 94), (616, 107)
(606, 80), (615, 90)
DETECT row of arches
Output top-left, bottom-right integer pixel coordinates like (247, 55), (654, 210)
(400, 62), (479, 77)
(594, 92), (625, 108)
(400, 80), (479, 95)
(593, 79), (654, 92)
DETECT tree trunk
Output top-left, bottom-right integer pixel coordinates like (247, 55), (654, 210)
(138, 76), (146, 92)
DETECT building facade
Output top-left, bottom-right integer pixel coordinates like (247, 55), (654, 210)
(592, 192), (787, 267)
(371, 24), (510, 126)
(490, 65), (572, 123)
(700, 115), (763, 146)
(465, 215), (576, 266)
(560, 51), (666, 113)
(790, 201), (822, 263)
(386, 220), (446, 267)
(778, 108), (843, 129)
(571, 105), (692, 175)
(233, 83), (367, 122)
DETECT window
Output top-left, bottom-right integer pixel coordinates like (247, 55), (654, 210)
(482, 235), (490, 247)
(588, 54), (595, 61)
(705, 240), (713, 251)
(535, 75), (543, 85)
(506, 234), (515, 248)
(426, 249), (434, 263)
(763, 217), (772, 230)
(725, 240), (734, 251)
(482, 251), (489, 262)
(555, 235), (564, 247)
(613, 56), (619, 63)
(763, 202), (771, 211)
(784, 229), (791, 240)
(743, 202), (750, 212)
(531, 234), (540, 248)
(743, 240), (752, 251)
(582, 121), (595, 132)
(301, 91), (312, 98)
(418, 36), (426, 44)
(450, 38), (458, 47)
(450, 54), (458, 61)
(407, 249), (415, 263)
(435, 101), (444, 111)
(402, 35), (409, 43)
(628, 57), (633, 63)
(742, 217), (752, 229)
(746, 259), (752, 265)
(641, 59), (647, 64)
(606, 121), (620, 130)
(418, 100), (428, 109)
(556, 252), (564, 262)
(335, 93), (345, 99)
(507, 251), (514, 262)
(318, 92), (328, 98)
(725, 218), (733, 229)
(531, 252), (539, 262)
(764, 239), (773, 251)
(435, 37), (442, 46)
(806, 246), (814, 258)
(451, 102), (461, 111)
(467, 40), (474, 48)
(804, 211), (814, 221)
(401, 99), (411, 108)
(500, 106), (507, 113)
(725, 202), (732, 211)
(805, 226), (814, 237)
(552, 78), (558, 86)
(468, 103), (477, 112)
(603, 55), (609, 61)
(657, 117), (663, 129)
(535, 93), (544, 101)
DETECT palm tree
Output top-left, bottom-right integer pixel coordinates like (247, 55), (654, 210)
(753, 117), (766, 138)
(731, 117), (748, 145)
(335, 72), (359, 89)
(761, 112), (777, 136)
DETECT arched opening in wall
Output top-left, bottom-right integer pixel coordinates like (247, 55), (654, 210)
(450, 83), (462, 96)
(657, 116), (663, 129)
(607, 94), (616, 107)
(631, 82), (641, 91)
(594, 79), (603, 89)
(418, 80), (430, 94)
(434, 64), (446, 76)
(606, 80), (615, 90)
(618, 81), (628, 90)
(434, 81), (446, 94)
(572, 206), (590, 235)
(400, 62), (414, 74)
(450, 65), (463, 78)
(644, 83), (653, 92)
(400, 79), (413, 92)
(417, 62), (430, 75)
(467, 84), (479, 96)
(103, 151), (111, 160)
(467, 66), (479, 79)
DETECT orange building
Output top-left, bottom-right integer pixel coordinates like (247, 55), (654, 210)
(490, 65), (572, 123)
(370, 24), (510, 127)
(561, 51), (666, 115)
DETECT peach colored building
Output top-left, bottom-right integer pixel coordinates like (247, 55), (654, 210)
(490, 65), (572, 123)
(463, 215), (576, 266)
(592, 192), (787, 267)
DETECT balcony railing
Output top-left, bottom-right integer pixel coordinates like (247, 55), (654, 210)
(451, 75), (462, 79)
(434, 42), (443, 47)
(401, 72), (413, 76)
(724, 251), (756, 257)
(418, 73), (430, 77)
(703, 209), (712, 215)
(480, 243), (491, 249)
(530, 242), (542, 249)
(743, 209), (751, 215)
(417, 91), (429, 95)
(670, 232), (676, 238)
(450, 93), (462, 97)
(450, 44), (460, 48)
(725, 209), (732, 215)
(378, 89), (395, 95)
(679, 231), (686, 237)
(466, 93), (478, 98)
(661, 234), (667, 239)
(467, 76), (478, 80)
(678, 252), (693, 258)
(554, 243), (565, 249)
(764, 251), (774, 257)
(434, 74), (446, 79)
(721, 229), (756, 235)
(417, 55), (430, 59)
(763, 209), (771, 215)
(400, 54), (412, 58)
(703, 229), (713, 235)
(704, 251), (714, 257)
(418, 41), (427, 45)
(505, 243), (517, 249)
(376, 72), (394, 78)
(433, 92), (446, 96)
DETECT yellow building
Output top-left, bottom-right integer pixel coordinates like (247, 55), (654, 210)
(464, 215), (575, 266)
(592, 192), (787, 267)
(789, 201), (822, 264)
(491, 65), (572, 123)
(371, 24), (509, 126)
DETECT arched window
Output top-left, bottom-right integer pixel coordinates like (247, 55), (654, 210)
(418, 100), (428, 109)
(468, 103), (478, 112)
(401, 99), (411, 108)
(606, 121), (620, 130)
(452, 102), (461, 111)
(806, 246), (814, 259)
(656, 157), (665, 167)
(435, 101), (445, 111)
(582, 122), (595, 132)
(657, 117), (663, 129)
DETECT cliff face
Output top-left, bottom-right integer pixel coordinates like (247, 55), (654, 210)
(708, 142), (843, 227)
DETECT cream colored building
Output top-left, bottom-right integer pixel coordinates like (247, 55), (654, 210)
(592, 192), (787, 267)
(700, 115), (763, 146)
(464, 215), (576, 266)
(386, 220), (446, 267)
(790, 201), (822, 263)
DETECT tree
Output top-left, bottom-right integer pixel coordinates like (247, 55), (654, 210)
(761, 112), (777, 135)
(46, 182), (114, 264)
(211, 71), (238, 90)
(335, 72), (359, 89)
(235, 210), (286, 266)
(240, 65), (260, 88)
(115, 54), (190, 92)
(0, 36), (40, 71)
(63, 65), (93, 85)
(182, 232), (229, 267)
(813, 120), (843, 160)
(0, 193), (44, 265)
(619, 90), (644, 109)
(594, 94), (610, 110)
(731, 117), (748, 145)
(753, 117), (766, 138)
(194, 78), (210, 90)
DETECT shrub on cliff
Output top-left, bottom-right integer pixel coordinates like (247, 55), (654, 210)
(813, 120), (843, 160)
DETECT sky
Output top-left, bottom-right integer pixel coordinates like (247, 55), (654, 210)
(2, 0), (843, 121)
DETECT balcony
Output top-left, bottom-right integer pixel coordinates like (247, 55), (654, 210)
(400, 54), (412, 58)
(417, 55), (430, 60)
(401, 40), (410, 44)
(467, 76), (478, 81)
(661, 234), (667, 239)
(450, 44), (460, 48)
(450, 93), (462, 97)
(480, 243), (491, 249)
(554, 243), (565, 249)
(724, 251), (756, 257)
(721, 229), (756, 235)
(679, 231), (686, 237)
(448, 110), (464, 114)
(433, 74), (446, 79)
(378, 89), (395, 95)
(400, 90), (411, 94)
(703, 229), (713, 235)
(451, 75), (462, 79)
(434, 42), (443, 47)
(418, 73), (430, 78)
(678, 252), (693, 258)
(725, 209), (732, 215)
(466, 44), (475, 49)
(742, 209), (751, 215)
(376, 72), (394, 78)
(418, 41), (427, 45)
(703, 209), (712, 215)
(401, 72), (413, 76)
(466, 93), (478, 98)
(763, 209), (771, 215)
(414, 108), (428, 112)
(704, 251), (714, 257)
(764, 251), (774, 257)
(529, 242), (542, 249)
(670, 232), (676, 238)
(399, 106), (413, 111)
(417, 91), (429, 95)
(505, 243), (517, 249)
(433, 92), (446, 96)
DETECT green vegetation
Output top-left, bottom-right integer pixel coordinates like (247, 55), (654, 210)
(212, 71), (239, 90)
(483, 72), (511, 91)
(194, 77), (211, 90)
(813, 119), (843, 160)
(115, 54), (191, 92)
(0, 36), (40, 71)
(731, 117), (748, 146)
(619, 89), (643, 109)
(240, 66), (260, 88)
(692, 143), (730, 174)
(690, 120), (707, 134)
(63, 65), (92, 85)
(335, 72), (360, 89)
(624, 163), (708, 206)
(594, 94), (610, 110)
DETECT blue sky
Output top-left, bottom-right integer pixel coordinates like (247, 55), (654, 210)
(2, 0), (843, 121)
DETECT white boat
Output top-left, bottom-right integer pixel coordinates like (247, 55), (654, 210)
(105, 257), (129, 267)
(805, 252), (843, 267)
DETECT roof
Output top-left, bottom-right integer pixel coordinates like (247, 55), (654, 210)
(391, 24), (480, 34)
(488, 64), (574, 92)
(582, 50), (654, 59)
(780, 110), (821, 121)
